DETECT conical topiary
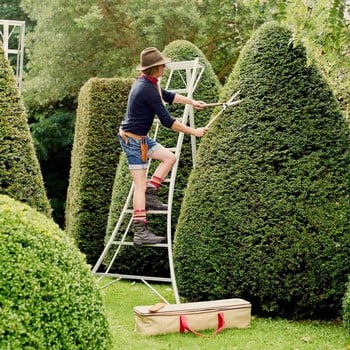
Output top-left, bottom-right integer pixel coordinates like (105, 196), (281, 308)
(65, 77), (133, 264)
(174, 22), (350, 319)
(0, 46), (51, 215)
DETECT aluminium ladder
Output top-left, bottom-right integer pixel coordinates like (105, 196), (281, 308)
(92, 58), (205, 304)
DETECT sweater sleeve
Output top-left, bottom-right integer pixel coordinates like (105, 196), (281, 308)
(144, 86), (176, 129)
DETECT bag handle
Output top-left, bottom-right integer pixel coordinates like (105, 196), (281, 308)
(179, 312), (225, 337)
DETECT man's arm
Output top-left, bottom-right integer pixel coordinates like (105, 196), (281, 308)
(171, 120), (208, 137)
(173, 94), (206, 110)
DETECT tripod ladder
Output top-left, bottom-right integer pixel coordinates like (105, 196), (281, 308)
(92, 58), (205, 304)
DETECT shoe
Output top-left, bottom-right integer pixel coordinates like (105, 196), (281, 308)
(133, 221), (165, 245)
(145, 187), (168, 210)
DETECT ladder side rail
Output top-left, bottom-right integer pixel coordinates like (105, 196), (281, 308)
(102, 217), (133, 275)
(92, 183), (134, 273)
(166, 130), (185, 304)
(164, 60), (202, 303)
(1, 22), (9, 59)
(141, 279), (170, 304)
(191, 65), (205, 98)
(164, 68), (175, 90)
(184, 58), (201, 167)
(166, 102), (193, 304)
(188, 107), (197, 166)
(17, 23), (25, 92)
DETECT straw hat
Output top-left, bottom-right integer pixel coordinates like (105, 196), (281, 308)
(136, 47), (171, 70)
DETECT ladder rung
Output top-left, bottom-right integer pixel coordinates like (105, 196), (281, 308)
(166, 60), (204, 70)
(125, 209), (168, 214)
(94, 272), (171, 283)
(169, 88), (188, 94)
(112, 241), (168, 247)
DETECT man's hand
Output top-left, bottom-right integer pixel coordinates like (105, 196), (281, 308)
(192, 100), (207, 110)
(193, 127), (209, 137)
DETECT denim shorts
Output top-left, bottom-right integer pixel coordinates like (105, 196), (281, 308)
(118, 134), (161, 170)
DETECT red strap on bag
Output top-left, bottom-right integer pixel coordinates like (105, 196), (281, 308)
(179, 312), (225, 337)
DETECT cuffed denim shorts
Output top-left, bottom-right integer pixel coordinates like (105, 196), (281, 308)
(118, 134), (161, 170)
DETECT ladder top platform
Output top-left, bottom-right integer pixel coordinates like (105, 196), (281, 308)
(166, 59), (204, 70)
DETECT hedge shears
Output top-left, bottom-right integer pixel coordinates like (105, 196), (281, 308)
(204, 91), (243, 128)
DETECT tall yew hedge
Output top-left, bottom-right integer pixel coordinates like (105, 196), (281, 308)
(65, 78), (133, 264)
(0, 47), (51, 215)
(174, 23), (350, 319)
(104, 40), (221, 276)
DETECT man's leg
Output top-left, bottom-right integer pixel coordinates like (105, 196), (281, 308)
(146, 145), (176, 210)
(130, 169), (165, 245)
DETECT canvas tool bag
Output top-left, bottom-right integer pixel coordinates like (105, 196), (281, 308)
(134, 298), (251, 336)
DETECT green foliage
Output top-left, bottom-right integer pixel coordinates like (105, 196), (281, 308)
(30, 106), (75, 161)
(0, 194), (111, 349)
(21, 0), (122, 105)
(344, 276), (350, 334)
(65, 77), (133, 265)
(174, 22), (350, 319)
(30, 104), (76, 227)
(195, 0), (288, 82)
(281, 0), (350, 115)
(20, 0), (200, 105)
(0, 46), (51, 216)
(103, 41), (221, 276)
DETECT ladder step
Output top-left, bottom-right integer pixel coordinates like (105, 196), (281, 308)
(112, 241), (168, 248)
(94, 272), (171, 283)
(169, 88), (188, 94)
(125, 209), (168, 214)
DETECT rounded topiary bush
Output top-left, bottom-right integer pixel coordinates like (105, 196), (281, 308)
(0, 195), (111, 349)
(174, 22), (350, 319)
(344, 277), (350, 334)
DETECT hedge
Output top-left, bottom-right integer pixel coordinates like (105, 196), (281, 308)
(103, 40), (221, 276)
(344, 277), (350, 333)
(0, 46), (51, 216)
(173, 22), (350, 319)
(65, 77), (133, 264)
(0, 194), (111, 349)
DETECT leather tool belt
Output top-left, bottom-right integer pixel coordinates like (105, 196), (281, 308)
(119, 128), (148, 162)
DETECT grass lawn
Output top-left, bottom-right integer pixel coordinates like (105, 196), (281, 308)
(98, 278), (349, 350)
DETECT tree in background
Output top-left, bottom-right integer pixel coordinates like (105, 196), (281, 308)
(173, 22), (350, 319)
(195, 0), (288, 82)
(29, 101), (76, 226)
(281, 0), (350, 115)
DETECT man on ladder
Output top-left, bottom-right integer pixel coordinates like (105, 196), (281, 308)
(118, 47), (208, 246)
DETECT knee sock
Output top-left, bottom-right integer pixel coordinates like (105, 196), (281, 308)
(133, 209), (146, 223)
(148, 175), (163, 190)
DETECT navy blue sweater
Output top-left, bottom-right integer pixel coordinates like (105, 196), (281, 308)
(121, 76), (176, 136)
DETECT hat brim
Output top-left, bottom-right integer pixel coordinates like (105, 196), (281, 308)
(136, 57), (171, 71)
